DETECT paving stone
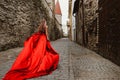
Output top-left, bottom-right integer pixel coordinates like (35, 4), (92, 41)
(68, 40), (120, 80)
(0, 38), (120, 80)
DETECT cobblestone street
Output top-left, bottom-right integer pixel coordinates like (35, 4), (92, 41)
(0, 38), (120, 80)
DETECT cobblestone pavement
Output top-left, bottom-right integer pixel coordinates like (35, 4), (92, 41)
(0, 38), (120, 80)
(68, 40), (120, 80)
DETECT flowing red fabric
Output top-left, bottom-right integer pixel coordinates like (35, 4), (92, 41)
(3, 32), (59, 80)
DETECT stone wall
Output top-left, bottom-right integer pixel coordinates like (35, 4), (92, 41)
(74, 0), (98, 48)
(98, 0), (120, 66)
(84, 0), (98, 50)
(0, 0), (62, 51)
(74, 0), (120, 66)
(54, 18), (63, 39)
(75, 8), (83, 45)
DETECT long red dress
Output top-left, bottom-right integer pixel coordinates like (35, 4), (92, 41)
(2, 32), (59, 80)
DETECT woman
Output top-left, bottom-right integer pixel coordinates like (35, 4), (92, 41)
(3, 19), (59, 80)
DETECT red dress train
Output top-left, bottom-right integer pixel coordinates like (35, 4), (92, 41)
(2, 32), (59, 80)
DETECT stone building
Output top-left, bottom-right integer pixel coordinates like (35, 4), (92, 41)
(67, 0), (72, 40)
(73, 0), (120, 66)
(98, 0), (120, 66)
(84, 0), (99, 50)
(55, 0), (62, 25)
(45, 0), (63, 40)
(67, 0), (78, 40)
(54, 0), (63, 39)
(0, 0), (63, 51)
(73, 0), (98, 49)
(68, 0), (76, 41)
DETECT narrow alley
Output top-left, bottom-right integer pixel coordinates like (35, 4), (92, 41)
(0, 38), (120, 80)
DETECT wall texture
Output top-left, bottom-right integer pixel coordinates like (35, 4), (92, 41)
(0, 0), (62, 51)
(98, 0), (120, 66)
(74, 0), (120, 66)
(84, 0), (98, 51)
(74, 0), (98, 48)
